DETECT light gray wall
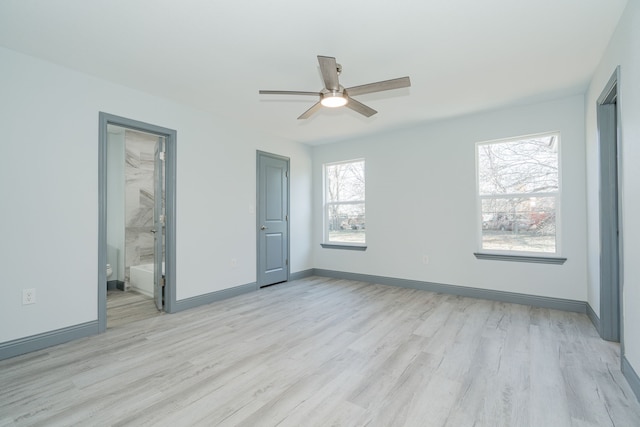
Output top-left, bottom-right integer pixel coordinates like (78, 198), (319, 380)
(585, 0), (640, 376)
(0, 46), (313, 343)
(312, 95), (587, 301)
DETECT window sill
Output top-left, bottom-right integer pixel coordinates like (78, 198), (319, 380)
(321, 243), (367, 251)
(474, 252), (566, 265)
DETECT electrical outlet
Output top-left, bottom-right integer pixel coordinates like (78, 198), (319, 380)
(23, 288), (36, 305)
(230, 258), (238, 268)
(422, 255), (429, 265)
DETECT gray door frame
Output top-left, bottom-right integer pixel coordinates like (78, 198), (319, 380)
(98, 112), (177, 332)
(256, 151), (290, 287)
(597, 66), (623, 343)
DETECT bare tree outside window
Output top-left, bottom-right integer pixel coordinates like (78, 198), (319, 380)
(477, 134), (559, 253)
(324, 160), (365, 244)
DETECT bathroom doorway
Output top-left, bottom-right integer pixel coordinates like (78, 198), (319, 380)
(106, 126), (162, 326)
(98, 113), (177, 332)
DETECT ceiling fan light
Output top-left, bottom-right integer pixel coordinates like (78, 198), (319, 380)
(320, 93), (348, 108)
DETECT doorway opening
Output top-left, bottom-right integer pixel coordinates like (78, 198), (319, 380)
(106, 126), (163, 327)
(98, 113), (177, 332)
(597, 66), (622, 342)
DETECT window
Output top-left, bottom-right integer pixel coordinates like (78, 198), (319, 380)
(476, 133), (559, 255)
(324, 159), (365, 246)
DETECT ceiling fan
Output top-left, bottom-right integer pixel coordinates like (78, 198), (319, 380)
(259, 55), (411, 119)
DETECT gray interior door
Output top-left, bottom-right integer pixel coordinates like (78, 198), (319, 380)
(153, 137), (165, 310)
(598, 102), (620, 341)
(257, 152), (289, 287)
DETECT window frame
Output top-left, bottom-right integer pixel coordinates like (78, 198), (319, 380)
(322, 158), (367, 250)
(474, 132), (564, 262)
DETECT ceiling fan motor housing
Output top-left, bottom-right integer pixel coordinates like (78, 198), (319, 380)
(321, 87), (348, 108)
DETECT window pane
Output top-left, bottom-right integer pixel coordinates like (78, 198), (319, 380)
(481, 196), (556, 253)
(326, 161), (365, 202)
(478, 135), (558, 196)
(327, 203), (365, 244)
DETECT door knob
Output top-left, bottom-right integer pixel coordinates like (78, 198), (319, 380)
(150, 229), (157, 234)
(260, 225), (268, 230)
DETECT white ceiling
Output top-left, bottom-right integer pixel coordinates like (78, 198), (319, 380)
(0, 0), (628, 145)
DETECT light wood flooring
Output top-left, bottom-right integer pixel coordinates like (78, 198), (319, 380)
(1, 276), (640, 426)
(107, 289), (163, 329)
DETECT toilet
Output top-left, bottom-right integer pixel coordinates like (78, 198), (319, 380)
(106, 264), (113, 279)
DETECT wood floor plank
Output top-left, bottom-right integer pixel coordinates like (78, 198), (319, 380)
(107, 289), (162, 329)
(1, 277), (640, 426)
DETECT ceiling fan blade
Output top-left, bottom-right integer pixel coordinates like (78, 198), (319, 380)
(259, 90), (321, 96)
(346, 98), (377, 117)
(318, 55), (340, 91)
(297, 102), (323, 120)
(345, 76), (411, 97)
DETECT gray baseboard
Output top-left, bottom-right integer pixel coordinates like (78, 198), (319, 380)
(0, 282), (257, 360)
(107, 280), (125, 291)
(586, 303), (601, 335)
(290, 269), (315, 281)
(0, 321), (99, 361)
(0, 268), (589, 361)
(312, 269), (587, 313)
(622, 355), (640, 403)
(172, 282), (257, 312)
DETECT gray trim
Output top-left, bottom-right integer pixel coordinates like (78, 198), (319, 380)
(313, 269), (586, 313)
(98, 113), (108, 332)
(172, 282), (257, 312)
(473, 253), (566, 264)
(106, 280), (125, 291)
(0, 269), (590, 361)
(622, 356), (640, 403)
(99, 113), (178, 328)
(290, 269), (315, 281)
(165, 129), (177, 314)
(597, 67), (620, 104)
(0, 321), (99, 361)
(586, 303), (601, 334)
(106, 280), (124, 291)
(597, 67), (622, 343)
(320, 244), (367, 251)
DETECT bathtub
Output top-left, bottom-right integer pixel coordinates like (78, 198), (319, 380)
(129, 263), (164, 298)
